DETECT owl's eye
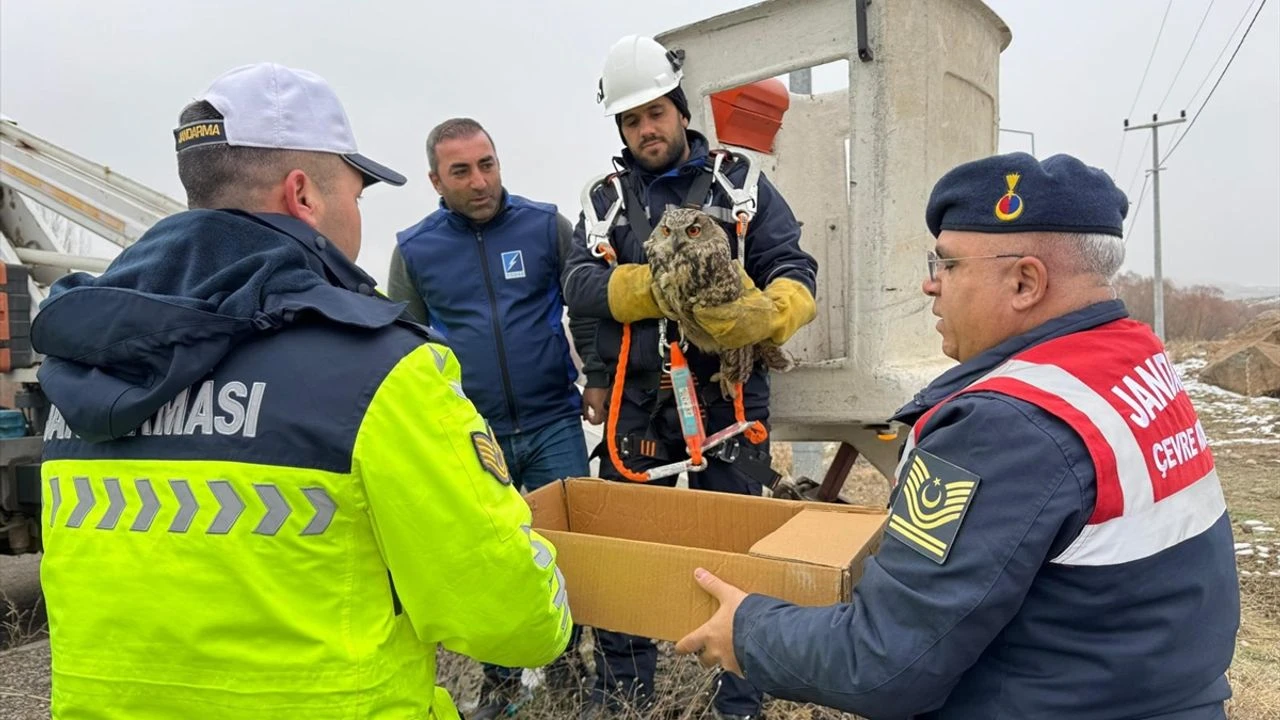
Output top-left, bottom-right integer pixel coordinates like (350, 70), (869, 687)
(687, 224), (702, 237)
(661, 226), (671, 237)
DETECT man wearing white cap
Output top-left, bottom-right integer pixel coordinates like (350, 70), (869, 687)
(32, 63), (572, 719)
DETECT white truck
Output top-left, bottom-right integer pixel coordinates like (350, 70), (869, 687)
(0, 0), (1010, 553)
(0, 117), (186, 554)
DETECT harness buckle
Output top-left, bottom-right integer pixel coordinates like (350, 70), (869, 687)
(581, 173), (626, 264)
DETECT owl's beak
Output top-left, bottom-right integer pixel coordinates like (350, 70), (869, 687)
(671, 234), (684, 251)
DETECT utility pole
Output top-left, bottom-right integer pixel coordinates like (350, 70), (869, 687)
(1123, 111), (1185, 341)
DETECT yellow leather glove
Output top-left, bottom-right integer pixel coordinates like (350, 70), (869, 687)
(607, 264), (665, 323)
(692, 267), (816, 349)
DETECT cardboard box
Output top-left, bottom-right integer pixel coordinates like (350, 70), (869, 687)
(526, 478), (889, 643)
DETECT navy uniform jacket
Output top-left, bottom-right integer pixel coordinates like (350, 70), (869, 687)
(732, 300), (1240, 719)
(562, 131), (817, 402)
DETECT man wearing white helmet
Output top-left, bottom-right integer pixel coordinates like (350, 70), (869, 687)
(562, 35), (819, 720)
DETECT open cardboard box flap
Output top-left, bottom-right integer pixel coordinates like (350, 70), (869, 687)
(527, 478), (887, 642)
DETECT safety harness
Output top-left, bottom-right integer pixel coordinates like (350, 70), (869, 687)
(582, 148), (771, 482)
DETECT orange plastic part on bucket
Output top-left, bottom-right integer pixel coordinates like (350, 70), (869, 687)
(710, 78), (790, 153)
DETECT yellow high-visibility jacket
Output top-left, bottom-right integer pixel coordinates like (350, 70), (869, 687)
(34, 209), (572, 719)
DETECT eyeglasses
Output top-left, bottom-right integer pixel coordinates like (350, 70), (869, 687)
(925, 249), (1026, 282)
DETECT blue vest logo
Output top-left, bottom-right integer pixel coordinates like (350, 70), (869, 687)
(501, 250), (525, 280)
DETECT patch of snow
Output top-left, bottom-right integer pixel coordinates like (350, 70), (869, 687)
(1180, 357), (1209, 372)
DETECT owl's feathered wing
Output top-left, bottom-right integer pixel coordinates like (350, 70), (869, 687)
(645, 210), (796, 398)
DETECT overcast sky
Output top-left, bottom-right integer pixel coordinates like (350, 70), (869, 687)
(2, 0), (1277, 291)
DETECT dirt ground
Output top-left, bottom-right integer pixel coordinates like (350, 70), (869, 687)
(1, 346), (1276, 720)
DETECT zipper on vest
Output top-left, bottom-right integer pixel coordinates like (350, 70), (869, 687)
(475, 230), (521, 433)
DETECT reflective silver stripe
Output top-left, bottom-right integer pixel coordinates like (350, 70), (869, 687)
(253, 484), (291, 535)
(67, 477), (96, 529)
(300, 488), (336, 535)
(96, 478), (125, 530)
(561, 265), (593, 291)
(523, 526), (554, 569)
(530, 540), (553, 568)
(132, 479), (159, 532)
(47, 477), (61, 528)
(429, 345), (448, 372)
(168, 479), (198, 533)
(207, 480), (244, 535)
(552, 567), (568, 612)
(449, 383), (467, 400)
(56, 478), (337, 538)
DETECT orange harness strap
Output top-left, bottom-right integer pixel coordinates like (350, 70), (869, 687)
(605, 323), (651, 482)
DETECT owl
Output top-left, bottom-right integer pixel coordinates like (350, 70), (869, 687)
(644, 207), (794, 398)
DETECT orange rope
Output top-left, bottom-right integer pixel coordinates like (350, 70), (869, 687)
(732, 213), (766, 444)
(606, 323), (651, 482)
(606, 326), (767, 482)
(734, 382), (769, 445)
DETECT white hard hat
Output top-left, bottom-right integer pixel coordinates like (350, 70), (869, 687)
(596, 35), (685, 116)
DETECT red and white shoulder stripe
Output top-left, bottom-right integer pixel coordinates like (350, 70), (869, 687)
(898, 320), (1225, 567)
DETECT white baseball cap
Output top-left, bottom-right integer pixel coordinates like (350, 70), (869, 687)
(174, 62), (406, 187)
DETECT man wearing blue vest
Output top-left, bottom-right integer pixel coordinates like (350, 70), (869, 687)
(389, 118), (595, 718)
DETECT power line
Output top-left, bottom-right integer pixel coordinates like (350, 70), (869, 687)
(1114, 0), (1175, 177)
(1125, 172), (1152, 239)
(1163, 0), (1270, 162)
(1123, 134), (1152, 203)
(1158, 0), (1218, 112)
(1127, 0), (1176, 119)
(1185, 0), (1261, 107)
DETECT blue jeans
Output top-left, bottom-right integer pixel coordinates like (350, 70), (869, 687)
(486, 415), (589, 683)
(497, 415), (590, 493)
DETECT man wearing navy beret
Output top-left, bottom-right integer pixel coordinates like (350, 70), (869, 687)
(675, 152), (1242, 719)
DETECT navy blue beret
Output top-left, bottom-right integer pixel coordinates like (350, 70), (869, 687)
(925, 152), (1128, 238)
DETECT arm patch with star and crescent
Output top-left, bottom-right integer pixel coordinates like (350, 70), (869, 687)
(887, 449), (981, 564)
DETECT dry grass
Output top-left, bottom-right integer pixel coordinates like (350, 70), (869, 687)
(436, 634), (863, 720)
(1229, 577), (1280, 720)
(0, 592), (46, 652)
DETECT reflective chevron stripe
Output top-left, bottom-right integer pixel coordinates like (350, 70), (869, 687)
(68, 477), (95, 529)
(207, 481), (244, 535)
(47, 476), (62, 528)
(132, 479), (159, 532)
(429, 345), (448, 372)
(96, 478), (125, 530)
(169, 480), (197, 533)
(300, 488), (336, 535)
(45, 477), (337, 537)
(253, 484), (290, 535)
